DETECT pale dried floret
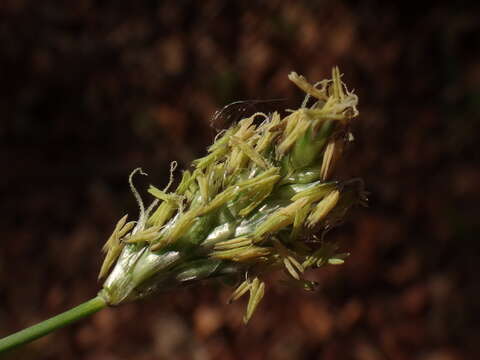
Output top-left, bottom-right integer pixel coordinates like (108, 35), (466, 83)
(230, 135), (271, 169)
(243, 277), (265, 324)
(210, 245), (270, 262)
(99, 215), (135, 279)
(254, 198), (310, 237)
(273, 239), (305, 280)
(320, 140), (336, 180)
(213, 237), (253, 250)
(307, 190), (340, 227)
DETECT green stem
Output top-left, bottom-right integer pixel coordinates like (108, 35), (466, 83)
(0, 296), (107, 354)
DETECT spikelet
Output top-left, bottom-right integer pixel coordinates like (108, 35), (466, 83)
(98, 68), (365, 322)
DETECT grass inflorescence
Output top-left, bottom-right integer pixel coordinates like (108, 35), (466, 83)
(99, 67), (366, 323)
(0, 67), (366, 354)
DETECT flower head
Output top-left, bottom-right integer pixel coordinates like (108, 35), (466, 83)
(98, 67), (366, 323)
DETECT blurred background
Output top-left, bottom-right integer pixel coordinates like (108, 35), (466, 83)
(1, 1), (479, 359)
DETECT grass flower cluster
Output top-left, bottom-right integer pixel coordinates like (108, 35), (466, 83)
(0, 67), (366, 353)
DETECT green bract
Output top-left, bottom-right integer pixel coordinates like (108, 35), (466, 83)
(98, 67), (366, 323)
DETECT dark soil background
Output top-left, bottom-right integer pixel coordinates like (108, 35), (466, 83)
(1, 1), (479, 359)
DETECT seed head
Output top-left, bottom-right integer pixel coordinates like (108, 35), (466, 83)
(98, 67), (366, 323)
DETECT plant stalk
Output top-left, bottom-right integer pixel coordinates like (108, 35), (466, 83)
(0, 296), (107, 354)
